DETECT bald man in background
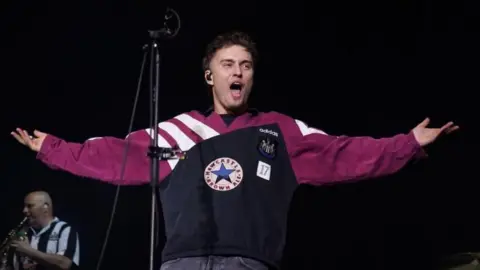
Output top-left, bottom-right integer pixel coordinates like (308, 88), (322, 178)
(8, 191), (80, 270)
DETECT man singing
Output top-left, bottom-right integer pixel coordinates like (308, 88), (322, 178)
(11, 31), (458, 269)
(8, 191), (80, 270)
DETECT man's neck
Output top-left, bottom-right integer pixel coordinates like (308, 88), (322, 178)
(213, 105), (248, 116)
(36, 216), (55, 229)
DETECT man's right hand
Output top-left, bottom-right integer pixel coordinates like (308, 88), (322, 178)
(11, 128), (47, 152)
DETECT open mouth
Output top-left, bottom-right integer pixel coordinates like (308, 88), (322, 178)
(230, 82), (243, 99)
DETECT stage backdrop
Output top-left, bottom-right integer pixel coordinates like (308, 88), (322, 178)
(0, 0), (476, 269)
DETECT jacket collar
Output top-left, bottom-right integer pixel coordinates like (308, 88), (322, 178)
(202, 106), (259, 117)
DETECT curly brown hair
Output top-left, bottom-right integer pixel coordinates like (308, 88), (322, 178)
(202, 31), (258, 72)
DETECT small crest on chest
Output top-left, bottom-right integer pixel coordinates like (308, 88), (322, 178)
(49, 232), (59, 241)
(257, 135), (278, 159)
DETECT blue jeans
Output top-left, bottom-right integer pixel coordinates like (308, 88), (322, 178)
(159, 256), (270, 270)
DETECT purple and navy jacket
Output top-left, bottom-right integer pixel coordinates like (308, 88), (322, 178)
(36, 109), (425, 268)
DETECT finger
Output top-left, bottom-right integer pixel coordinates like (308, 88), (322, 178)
(446, 125), (459, 134)
(14, 128), (30, 142)
(11, 131), (26, 145)
(19, 129), (36, 148)
(418, 117), (430, 128)
(439, 121), (454, 133)
(18, 128), (29, 139)
(18, 130), (30, 144)
(33, 130), (45, 137)
(20, 129), (34, 142)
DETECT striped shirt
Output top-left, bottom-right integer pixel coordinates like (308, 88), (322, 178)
(12, 217), (80, 270)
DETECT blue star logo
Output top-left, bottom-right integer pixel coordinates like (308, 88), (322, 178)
(211, 163), (235, 183)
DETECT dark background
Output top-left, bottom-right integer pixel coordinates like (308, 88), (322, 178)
(0, 0), (476, 269)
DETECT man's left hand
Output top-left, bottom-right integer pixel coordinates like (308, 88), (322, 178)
(412, 117), (459, 147)
(10, 238), (32, 255)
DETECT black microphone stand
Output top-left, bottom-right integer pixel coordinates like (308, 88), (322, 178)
(144, 8), (181, 270)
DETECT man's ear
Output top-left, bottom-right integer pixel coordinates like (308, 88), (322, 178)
(204, 70), (214, 86)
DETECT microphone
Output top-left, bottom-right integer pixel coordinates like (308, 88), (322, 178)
(147, 146), (187, 160)
(148, 7), (181, 40)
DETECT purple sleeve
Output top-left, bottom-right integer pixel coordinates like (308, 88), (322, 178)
(282, 118), (427, 185)
(36, 129), (174, 185)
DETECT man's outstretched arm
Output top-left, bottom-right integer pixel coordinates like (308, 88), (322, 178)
(287, 118), (458, 185)
(11, 128), (178, 185)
